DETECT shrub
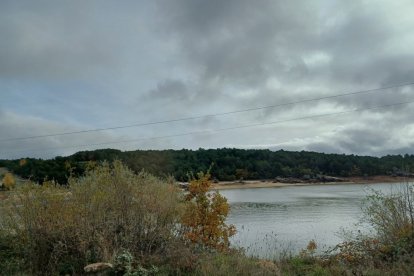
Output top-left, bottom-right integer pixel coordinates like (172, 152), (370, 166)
(0, 230), (25, 275)
(0, 161), (184, 274)
(2, 172), (15, 190)
(182, 172), (236, 251)
(363, 183), (414, 260)
(330, 182), (414, 273)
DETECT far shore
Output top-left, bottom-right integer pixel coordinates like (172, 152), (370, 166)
(211, 175), (414, 190)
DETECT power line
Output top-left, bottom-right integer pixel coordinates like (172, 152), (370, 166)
(3, 99), (413, 155)
(1, 81), (413, 142)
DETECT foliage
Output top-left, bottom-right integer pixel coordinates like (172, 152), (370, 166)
(19, 158), (27, 167)
(300, 240), (317, 258)
(0, 161), (184, 275)
(0, 231), (25, 275)
(361, 184), (414, 261)
(2, 148), (414, 184)
(182, 172), (236, 251)
(4, 154), (414, 274)
(2, 172), (15, 190)
(318, 183), (414, 274)
(194, 251), (280, 275)
(280, 256), (330, 276)
(0, 160), (271, 275)
(113, 250), (159, 276)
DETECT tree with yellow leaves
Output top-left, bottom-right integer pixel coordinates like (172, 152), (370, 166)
(182, 172), (236, 251)
(19, 158), (27, 167)
(2, 172), (16, 190)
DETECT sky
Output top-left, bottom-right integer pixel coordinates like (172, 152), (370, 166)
(1, 0), (414, 159)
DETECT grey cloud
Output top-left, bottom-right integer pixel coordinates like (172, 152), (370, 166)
(0, 1), (158, 81)
(0, 3), (106, 79)
(1, 0), (414, 158)
(156, 0), (321, 87)
(155, 0), (414, 110)
(0, 111), (117, 159)
(146, 79), (190, 101)
(295, 120), (414, 156)
(336, 128), (392, 154)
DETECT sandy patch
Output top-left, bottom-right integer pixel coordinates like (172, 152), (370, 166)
(212, 176), (414, 190)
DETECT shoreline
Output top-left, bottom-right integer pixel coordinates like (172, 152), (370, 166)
(211, 176), (414, 190)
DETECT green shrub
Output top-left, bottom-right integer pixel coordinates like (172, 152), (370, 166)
(0, 231), (26, 275)
(112, 250), (160, 276)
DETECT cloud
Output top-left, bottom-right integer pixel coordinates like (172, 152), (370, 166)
(146, 79), (190, 101)
(1, 0), (414, 158)
(155, 0), (319, 87)
(0, 0), (163, 82)
(0, 110), (118, 159)
(271, 115), (414, 156)
(155, 0), (414, 104)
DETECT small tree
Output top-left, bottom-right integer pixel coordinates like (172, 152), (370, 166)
(19, 159), (27, 167)
(182, 172), (236, 251)
(2, 172), (15, 190)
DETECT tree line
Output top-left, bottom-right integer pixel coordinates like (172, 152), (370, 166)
(1, 148), (414, 184)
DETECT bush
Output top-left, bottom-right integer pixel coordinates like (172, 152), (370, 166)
(363, 183), (414, 260)
(0, 161), (184, 275)
(2, 172), (15, 190)
(0, 162), (261, 275)
(182, 172), (236, 251)
(328, 182), (414, 274)
(0, 231), (25, 275)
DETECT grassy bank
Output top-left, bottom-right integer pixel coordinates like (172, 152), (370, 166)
(1, 162), (414, 275)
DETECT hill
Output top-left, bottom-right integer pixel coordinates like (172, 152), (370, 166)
(1, 148), (414, 184)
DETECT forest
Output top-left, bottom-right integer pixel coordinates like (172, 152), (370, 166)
(1, 148), (414, 184)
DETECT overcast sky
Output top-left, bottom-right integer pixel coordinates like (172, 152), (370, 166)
(1, 0), (414, 159)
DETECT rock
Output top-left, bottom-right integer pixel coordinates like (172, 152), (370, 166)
(84, 262), (113, 274)
(177, 182), (189, 190)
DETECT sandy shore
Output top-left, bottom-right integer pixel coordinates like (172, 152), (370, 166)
(212, 176), (414, 190)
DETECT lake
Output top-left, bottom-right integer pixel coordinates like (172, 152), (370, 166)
(219, 182), (403, 258)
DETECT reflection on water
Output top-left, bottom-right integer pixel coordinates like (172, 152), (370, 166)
(219, 183), (398, 258)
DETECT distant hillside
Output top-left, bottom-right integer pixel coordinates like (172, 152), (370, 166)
(1, 148), (414, 184)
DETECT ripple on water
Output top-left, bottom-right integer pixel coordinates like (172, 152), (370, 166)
(220, 184), (394, 257)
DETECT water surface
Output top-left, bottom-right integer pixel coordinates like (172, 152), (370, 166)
(220, 183), (399, 257)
